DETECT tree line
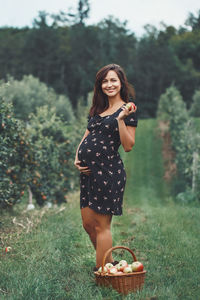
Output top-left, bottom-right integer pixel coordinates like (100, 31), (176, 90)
(0, 2), (200, 118)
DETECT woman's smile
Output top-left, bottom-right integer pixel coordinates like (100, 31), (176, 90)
(101, 70), (121, 97)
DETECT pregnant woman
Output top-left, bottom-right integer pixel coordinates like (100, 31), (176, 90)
(74, 64), (138, 271)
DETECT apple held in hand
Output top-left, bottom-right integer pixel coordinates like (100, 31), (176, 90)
(131, 261), (144, 272)
(126, 102), (136, 111)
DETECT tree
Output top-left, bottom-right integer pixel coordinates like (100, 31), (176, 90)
(134, 25), (178, 117)
(185, 10), (200, 31)
(67, 0), (90, 25)
(0, 75), (75, 123)
(189, 90), (200, 117)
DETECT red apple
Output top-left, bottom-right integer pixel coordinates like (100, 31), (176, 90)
(105, 263), (113, 270)
(5, 247), (12, 253)
(116, 271), (124, 275)
(126, 102), (136, 111)
(98, 266), (108, 273)
(108, 266), (118, 275)
(123, 265), (133, 273)
(117, 260), (128, 271)
(131, 261), (144, 272)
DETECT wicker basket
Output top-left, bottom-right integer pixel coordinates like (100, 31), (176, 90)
(94, 246), (146, 295)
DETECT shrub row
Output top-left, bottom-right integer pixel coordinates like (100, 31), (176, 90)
(0, 99), (80, 209)
(157, 85), (200, 202)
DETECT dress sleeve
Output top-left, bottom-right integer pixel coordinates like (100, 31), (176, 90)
(124, 111), (138, 127)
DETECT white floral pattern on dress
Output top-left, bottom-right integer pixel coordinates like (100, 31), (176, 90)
(79, 104), (137, 215)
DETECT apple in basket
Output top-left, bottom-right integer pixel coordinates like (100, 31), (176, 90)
(98, 266), (108, 273)
(116, 271), (124, 275)
(108, 266), (118, 275)
(117, 260), (128, 271)
(123, 265), (133, 273)
(105, 263), (113, 270)
(131, 261), (144, 272)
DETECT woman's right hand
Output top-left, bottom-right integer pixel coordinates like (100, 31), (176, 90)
(74, 157), (92, 176)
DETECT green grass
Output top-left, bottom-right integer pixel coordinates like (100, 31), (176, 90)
(1, 119), (200, 300)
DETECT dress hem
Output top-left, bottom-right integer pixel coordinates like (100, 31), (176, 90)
(80, 205), (122, 216)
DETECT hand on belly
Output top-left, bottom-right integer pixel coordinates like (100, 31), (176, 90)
(74, 158), (91, 176)
(80, 165), (91, 176)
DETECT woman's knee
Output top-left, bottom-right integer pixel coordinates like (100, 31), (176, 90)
(94, 219), (111, 234)
(82, 220), (95, 234)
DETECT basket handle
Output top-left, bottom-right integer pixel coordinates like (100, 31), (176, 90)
(101, 246), (137, 273)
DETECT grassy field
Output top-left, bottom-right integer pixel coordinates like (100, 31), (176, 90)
(0, 119), (200, 300)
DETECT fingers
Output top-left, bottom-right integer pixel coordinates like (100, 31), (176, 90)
(81, 167), (92, 176)
(76, 163), (92, 175)
(82, 169), (92, 176)
(122, 105), (137, 114)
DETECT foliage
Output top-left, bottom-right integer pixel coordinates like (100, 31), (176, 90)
(0, 75), (75, 122)
(185, 9), (200, 31)
(0, 98), (28, 208)
(26, 106), (78, 206)
(189, 89), (200, 117)
(157, 85), (200, 201)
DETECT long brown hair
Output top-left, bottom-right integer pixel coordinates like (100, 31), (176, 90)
(89, 64), (135, 117)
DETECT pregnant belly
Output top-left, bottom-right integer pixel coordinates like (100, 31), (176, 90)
(78, 139), (98, 165)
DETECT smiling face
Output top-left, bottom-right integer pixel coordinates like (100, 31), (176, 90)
(101, 70), (121, 98)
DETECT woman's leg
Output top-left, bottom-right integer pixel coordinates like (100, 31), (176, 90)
(94, 211), (114, 268)
(81, 207), (97, 249)
(81, 207), (114, 268)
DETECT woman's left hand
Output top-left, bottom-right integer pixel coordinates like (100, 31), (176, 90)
(117, 103), (137, 121)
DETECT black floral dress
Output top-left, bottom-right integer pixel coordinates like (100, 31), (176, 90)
(78, 103), (138, 216)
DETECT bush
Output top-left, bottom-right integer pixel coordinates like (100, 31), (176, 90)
(0, 99), (28, 208)
(0, 78), (90, 208)
(26, 106), (78, 206)
(157, 85), (200, 200)
(0, 75), (75, 123)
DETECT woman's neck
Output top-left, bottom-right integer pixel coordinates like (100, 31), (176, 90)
(107, 95), (124, 108)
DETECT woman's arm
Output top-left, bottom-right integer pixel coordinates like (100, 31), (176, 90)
(75, 129), (90, 160)
(116, 120), (136, 152)
(116, 104), (137, 152)
(74, 129), (91, 176)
